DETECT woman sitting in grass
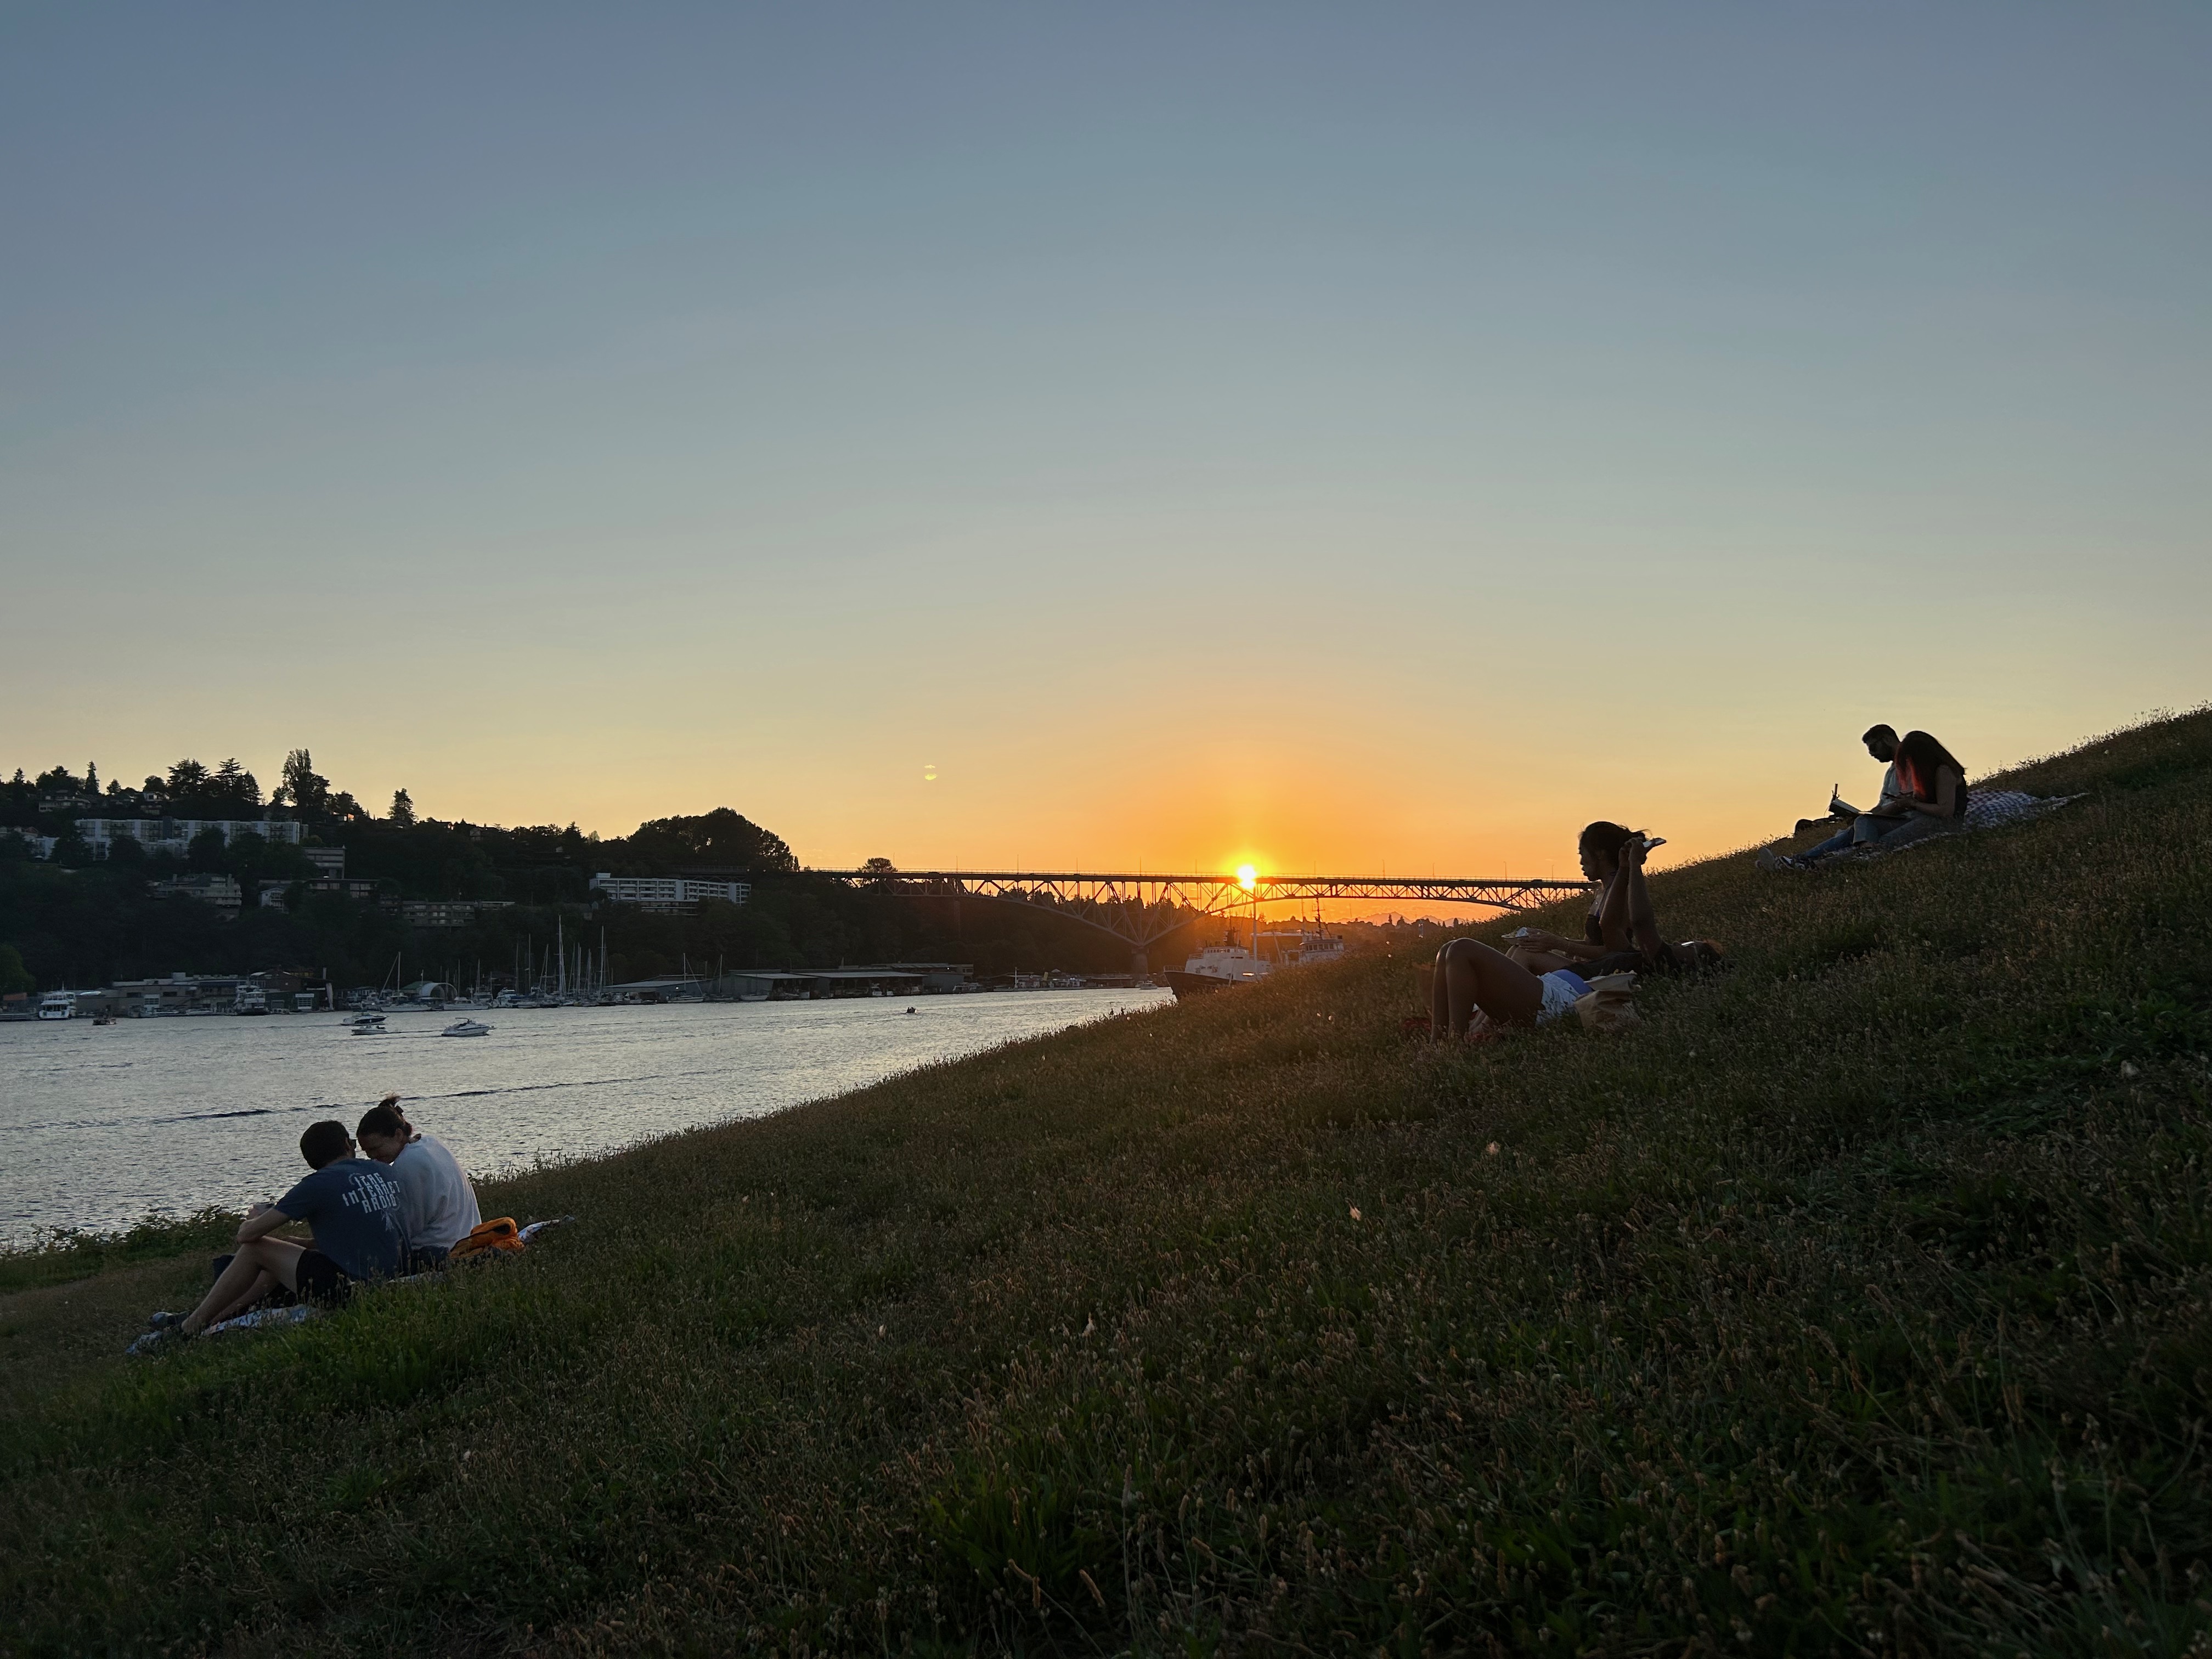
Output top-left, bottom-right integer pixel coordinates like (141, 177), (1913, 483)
(1431, 823), (1721, 1040)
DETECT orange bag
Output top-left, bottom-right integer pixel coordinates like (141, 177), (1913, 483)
(449, 1217), (524, 1259)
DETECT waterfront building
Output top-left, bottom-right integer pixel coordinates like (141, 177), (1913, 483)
(107, 973), (249, 1014)
(588, 873), (751, 913)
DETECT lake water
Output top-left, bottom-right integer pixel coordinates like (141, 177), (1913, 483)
(0, 989), (1171, 1246)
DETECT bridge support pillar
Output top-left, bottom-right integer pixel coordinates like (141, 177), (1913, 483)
(1132, 947), (1149, 980)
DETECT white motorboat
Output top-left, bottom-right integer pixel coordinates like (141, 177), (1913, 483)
(345, 1012), (388, 1034)
(36, 991), (74, 1021)
(439, 1019), (492, 1037)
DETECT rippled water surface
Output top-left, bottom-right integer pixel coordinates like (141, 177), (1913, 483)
(0, 990), (1170, 1245)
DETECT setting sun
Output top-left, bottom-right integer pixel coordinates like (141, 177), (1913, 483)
(1237, 864), (1257, 891)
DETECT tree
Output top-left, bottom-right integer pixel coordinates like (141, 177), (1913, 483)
(166, 759), (209, 797)
(187, 826), (229, 872)
(0, 943), (32, 995)
(619, 809), (799, 873)
(278, 749), (330, 816)
(212, 758), (262, 810)
(390, 788), (416, 828)
(85, 761), (98, 795)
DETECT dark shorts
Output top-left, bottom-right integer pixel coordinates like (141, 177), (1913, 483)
(292, 1249), (356, 1308)
(403, 1245), (450, 1274)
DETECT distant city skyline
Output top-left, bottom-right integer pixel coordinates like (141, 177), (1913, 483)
(6, 5), (2207, 884)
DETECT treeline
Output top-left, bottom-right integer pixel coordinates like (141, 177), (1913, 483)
(0, 749), (1191, 991)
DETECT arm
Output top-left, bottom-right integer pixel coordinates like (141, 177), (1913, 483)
(1906, 767), (1960, 818)
(235, 1205), (294, 1245)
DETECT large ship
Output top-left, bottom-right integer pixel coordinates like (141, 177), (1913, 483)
(1163, 925), (1346, 1000)
(36, 990), (74, 1021)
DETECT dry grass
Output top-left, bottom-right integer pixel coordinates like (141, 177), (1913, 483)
(4, 709), (2211, 1657)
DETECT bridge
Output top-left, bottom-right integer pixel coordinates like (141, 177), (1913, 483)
(686, 867), (1594, 973)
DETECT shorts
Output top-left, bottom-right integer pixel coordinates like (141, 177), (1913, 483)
(1537, 970), (1590, 1024)
(403, 1245), (450, 1274)
(293, 1249), (356, 1308)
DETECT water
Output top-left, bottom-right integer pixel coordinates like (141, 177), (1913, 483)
(0, 990), (1171, 1246)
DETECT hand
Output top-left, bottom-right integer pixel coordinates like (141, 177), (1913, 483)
(1621, 837), (1647, 868)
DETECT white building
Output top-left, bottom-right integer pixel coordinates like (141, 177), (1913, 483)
(75, 818), (306, 857)
(589, 873), (751, 913)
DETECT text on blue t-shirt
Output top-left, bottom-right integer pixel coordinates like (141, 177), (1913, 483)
(275, 1158), (405, 1281)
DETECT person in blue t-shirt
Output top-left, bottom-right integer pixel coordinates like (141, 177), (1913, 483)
(174, 1120), (405, 1336)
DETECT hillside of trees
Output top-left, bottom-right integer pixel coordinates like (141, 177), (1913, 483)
(0, 751), (1197, 994)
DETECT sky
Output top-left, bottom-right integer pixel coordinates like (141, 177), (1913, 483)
(5, 4), (2208, 891)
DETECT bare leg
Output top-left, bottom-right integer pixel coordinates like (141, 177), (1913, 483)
(183, 1239), (307, 1335)
(1432, 939), (1545, 1037)
(207, 1269), (278, 1326)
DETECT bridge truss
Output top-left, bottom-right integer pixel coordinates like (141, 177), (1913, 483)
(697, 868), (1594, 968)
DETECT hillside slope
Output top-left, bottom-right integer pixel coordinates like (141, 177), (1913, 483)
(4, 709), (2211, 1656)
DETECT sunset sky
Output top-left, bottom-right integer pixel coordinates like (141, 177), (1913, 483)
(6, 5), (2208, 889)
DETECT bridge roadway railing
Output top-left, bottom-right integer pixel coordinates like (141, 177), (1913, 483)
(682, 868), (1594, 958)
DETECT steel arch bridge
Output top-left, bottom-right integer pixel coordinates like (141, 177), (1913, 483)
(690, 868), (1594, 968)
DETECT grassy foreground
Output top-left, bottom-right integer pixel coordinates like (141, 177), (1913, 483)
(5, 713), (2212, 1657)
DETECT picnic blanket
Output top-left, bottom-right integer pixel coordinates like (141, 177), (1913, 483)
(1779, 790), (2080, 869)
(126, 1216), (575, 1356)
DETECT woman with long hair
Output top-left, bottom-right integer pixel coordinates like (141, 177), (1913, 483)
(1431, 825), (1720, 1039)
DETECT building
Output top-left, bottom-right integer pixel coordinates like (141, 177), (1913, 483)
(303, 846), (346, 877)
(148, 874), (243, 914)
(75, 817), (305, 858)
(589, 872), (751, 913)
(399, 899), (512, 929)
(108, 973), (248, 1014)
(259, 877), (381, 909)
(703, 963), (970, 1000)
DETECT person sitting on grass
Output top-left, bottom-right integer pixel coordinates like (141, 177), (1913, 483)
(1433, 828), (1721, 1040)
(159, 1120), (404, 1338)
(357, 1097), (480, 1271)
(1760, 726), (1969, 869)
(1506, 822), (1722, 980)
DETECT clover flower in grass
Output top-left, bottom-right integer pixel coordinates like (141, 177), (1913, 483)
(1349, 1206), (1362, 1222)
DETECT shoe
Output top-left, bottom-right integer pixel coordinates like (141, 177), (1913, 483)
(1756, 848), (1796, 872)
(146, 1310), (187, 1329)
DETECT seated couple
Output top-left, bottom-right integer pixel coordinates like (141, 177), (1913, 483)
(160, 1099), (481, 1338)
(1760, 724), (1967, 870)
(1431, 821), (1723, 1040)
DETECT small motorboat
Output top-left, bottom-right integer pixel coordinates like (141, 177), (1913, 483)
(345, 1012), (388, 1035)
(439, 1019), (492, 1037)
(92, 1013), (116, 1026)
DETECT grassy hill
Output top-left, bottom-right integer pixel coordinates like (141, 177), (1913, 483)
(4, 709), (2211, 1656)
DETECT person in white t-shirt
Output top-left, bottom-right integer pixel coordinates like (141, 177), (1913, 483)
(356, 1097), (482, 1268)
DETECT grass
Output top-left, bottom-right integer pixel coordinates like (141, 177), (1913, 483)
(4, 708), (2212, 1656)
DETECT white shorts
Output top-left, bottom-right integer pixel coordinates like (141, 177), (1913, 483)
(1537, 970), (1590, 1025)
